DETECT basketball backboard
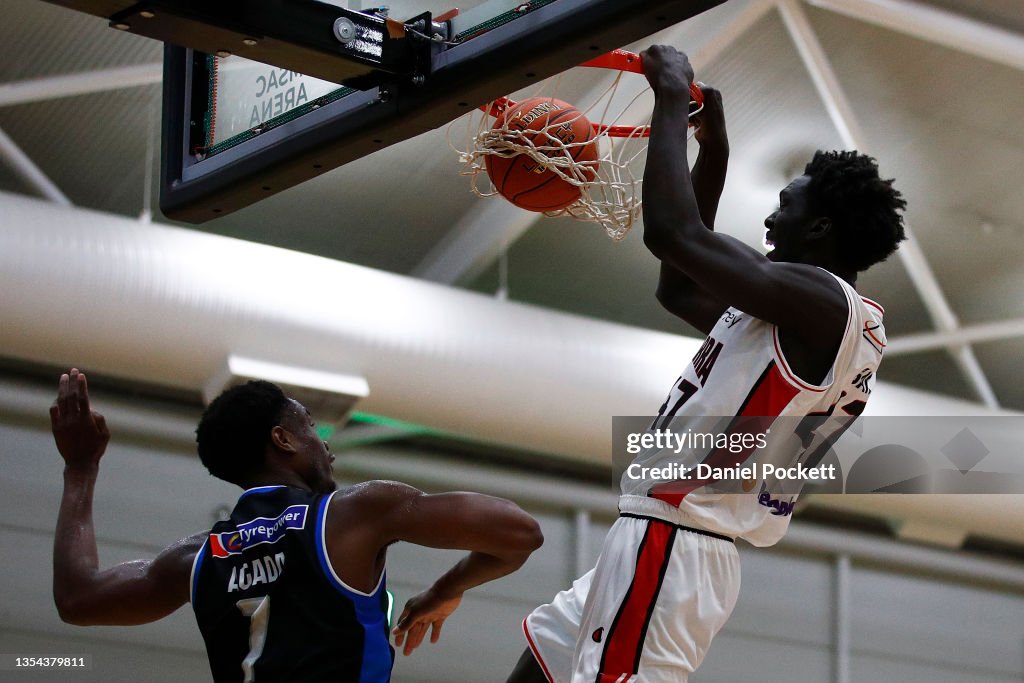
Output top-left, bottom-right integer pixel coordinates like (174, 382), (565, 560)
(42, 0), (726, 222)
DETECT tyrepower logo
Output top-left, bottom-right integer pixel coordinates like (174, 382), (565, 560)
(210, 505), (308, 558)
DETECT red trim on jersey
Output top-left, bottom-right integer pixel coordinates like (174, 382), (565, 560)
(864, 323), (886, 350)
(771, 327), (828, 393)
(736, 361), (802, 416)
(649, 361), (799, 507)
(209, 533), (229, 558)
(861, 297), (884, 315)
(597, 521), (675, 682)
(523, 618), (556, 683)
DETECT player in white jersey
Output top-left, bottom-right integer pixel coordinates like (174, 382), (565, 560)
(505, 45), (907, 683)
(623, 270), (886, 547)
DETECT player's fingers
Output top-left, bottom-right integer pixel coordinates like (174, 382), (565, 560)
(94, 412), (109, 438)
(77, 372), (90, 414)
(403, 623), (427, 655)
(394, 604), (412, 632)
(49, 403), (60, 427)
(401, 629), (417, 655)
(696, 82), (717, 96)
(708, 90), (724, 112)
(429, 619), (444, 643)
(67, 369), (81, 415)
(392, 610), (415, 642)
(57, 373), (69, 411)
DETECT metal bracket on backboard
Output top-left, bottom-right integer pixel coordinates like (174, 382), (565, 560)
(47, 0), (437, 88)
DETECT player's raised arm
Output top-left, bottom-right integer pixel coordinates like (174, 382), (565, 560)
(640, 45), (846, 346)
(655, 84), (730, 334)
(51, 369), (200, 625)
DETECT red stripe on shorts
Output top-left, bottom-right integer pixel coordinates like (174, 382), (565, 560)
(596, 520), (676, 682)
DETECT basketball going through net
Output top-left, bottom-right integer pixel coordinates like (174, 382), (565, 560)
(450, 50), (704, 240)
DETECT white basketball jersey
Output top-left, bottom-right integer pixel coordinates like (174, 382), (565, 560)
(620, 271), (886, 546)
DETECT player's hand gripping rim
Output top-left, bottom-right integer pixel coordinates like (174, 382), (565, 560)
(692, 82), (727, 148)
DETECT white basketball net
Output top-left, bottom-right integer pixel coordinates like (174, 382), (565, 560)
(449, 70), (700, 241)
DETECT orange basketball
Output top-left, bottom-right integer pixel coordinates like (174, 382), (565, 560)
(484, 97), (599, 212)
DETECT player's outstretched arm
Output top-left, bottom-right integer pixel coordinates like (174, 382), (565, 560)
(51, 369), (200, 626)
(640, 46), (845, 344)
(656, 84), (730, 334)
(354, 483), (543, 655)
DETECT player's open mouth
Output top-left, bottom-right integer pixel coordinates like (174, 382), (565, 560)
(765, 231), (775, 247)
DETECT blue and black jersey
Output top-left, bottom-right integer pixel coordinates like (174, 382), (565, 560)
(191, 485), (393, 682)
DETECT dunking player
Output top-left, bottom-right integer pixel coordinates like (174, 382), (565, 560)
(505, 45), (906, 682)
(51, 369), (543, 681)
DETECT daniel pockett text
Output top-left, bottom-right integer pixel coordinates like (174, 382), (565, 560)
(614, 419), (848, 494)
(612, 416), (1024, 495)
(624, 461), (838, 482)
(623, 426), (837, 482)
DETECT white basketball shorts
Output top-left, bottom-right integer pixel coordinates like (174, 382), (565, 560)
(524, 505), (740, 683)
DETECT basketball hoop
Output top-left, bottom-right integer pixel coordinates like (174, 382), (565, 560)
(450, 50), (704, 240)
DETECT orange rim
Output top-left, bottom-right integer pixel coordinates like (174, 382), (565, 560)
(482, 50), (704, 139)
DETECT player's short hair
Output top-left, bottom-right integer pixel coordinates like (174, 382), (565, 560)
(804, 150), (907, 272)
(195, 380), (290, 485)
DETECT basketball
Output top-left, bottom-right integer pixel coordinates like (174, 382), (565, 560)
(484, 97), (599, 212)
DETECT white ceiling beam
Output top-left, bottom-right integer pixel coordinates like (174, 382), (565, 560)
(778, 0), (866, 146)
(0, 63), (162, 108)
(887, 316), (1024, 356)
(0, 126), (71, 206)
(689, 0), (776, 69)
(805, 0), (1024, 73)
(776, 0), (999, 409)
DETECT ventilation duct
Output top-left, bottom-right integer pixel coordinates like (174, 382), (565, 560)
(0, 192), (693, 460)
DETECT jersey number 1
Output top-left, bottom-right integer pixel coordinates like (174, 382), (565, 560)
(237, 596), (271, 682)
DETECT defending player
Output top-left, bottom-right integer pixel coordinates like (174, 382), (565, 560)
(505, 45), (906, 682)
(51, 369), (543, 682)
